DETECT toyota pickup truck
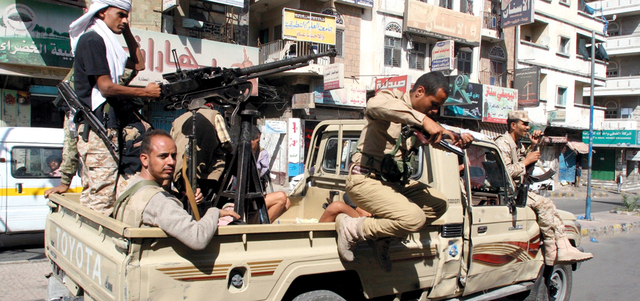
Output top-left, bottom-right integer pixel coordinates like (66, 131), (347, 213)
(45, 119), (583, 301)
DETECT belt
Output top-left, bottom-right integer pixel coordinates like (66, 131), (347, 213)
(349, 164), (380, 179)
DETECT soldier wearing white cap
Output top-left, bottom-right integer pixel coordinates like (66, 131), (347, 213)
(495, 110), (593, 265)
(70, 0), (161, 216)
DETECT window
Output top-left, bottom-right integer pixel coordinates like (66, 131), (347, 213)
(520, 21), (549, 46)
(259, 28), (269, 44)
(607, 22), (620, 37)
(466, 145), (511, 206)
(409, 41), (426, 70)
(490, 60), (504, 86)
(607, 61), (619, 77)
(439, 0), (453, 9)
(335, 29), (344, 57)
(323, 137), (359, 174)
(605, 101), (618, 118)
(274, 25), (282, 41)
(560, 0), (570, 6)
(559, 36), (570, 54)
(621, 108), (634, 119)
(384, 36), (402, 67)
(11, 147), (63, 178)
(556, 87), (567, 106)
(457, 50), (472, 75)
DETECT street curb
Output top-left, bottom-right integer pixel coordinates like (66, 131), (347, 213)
(0, 258), (48, 265)
(578, 220), (640, 238)
(544, 191), (609, 198)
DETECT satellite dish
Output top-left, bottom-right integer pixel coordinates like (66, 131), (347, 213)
(540, 36), (550, 47)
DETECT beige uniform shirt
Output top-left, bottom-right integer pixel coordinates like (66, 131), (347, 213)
(171, 106), (232, 182)
(494, 133), (527, 183)
(351, 89), (426, 170)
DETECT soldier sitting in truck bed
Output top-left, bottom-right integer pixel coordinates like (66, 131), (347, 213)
(113, 129), (239, 250)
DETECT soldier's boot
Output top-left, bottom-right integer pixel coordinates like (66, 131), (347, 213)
(335, 213), (366, 262)
(556, 235), (593, 264)
(367, 237), (393, 272)
(543, 239), (557, 266)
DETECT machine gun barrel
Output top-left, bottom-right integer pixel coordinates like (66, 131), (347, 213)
(236, 48), (337, 78)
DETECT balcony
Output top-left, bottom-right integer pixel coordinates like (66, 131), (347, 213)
(601, 118), (640, 130)
(591, 0), (640, 16)
(481, 12), (501, 41)
(552, 105), (606, 130)
(479, 71), (514, 88)
(585, 76), (640, 97)
(519, 41), (607, 83)
(259, 40), (333, 65)
(606, 35), (640, 56)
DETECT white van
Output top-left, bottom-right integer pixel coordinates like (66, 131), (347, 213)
(0, 127), (82, 235)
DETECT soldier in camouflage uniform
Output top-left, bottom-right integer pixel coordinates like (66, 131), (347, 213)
(495, 110), (592, 265)
(45, 68), (145, 199)
(67, 1), (161, 215)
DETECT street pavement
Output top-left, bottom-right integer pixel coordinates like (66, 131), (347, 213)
(1, 184), (639, 301)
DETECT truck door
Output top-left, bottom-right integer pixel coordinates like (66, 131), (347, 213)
(6, 145), (63, 233)
(462, 144), (539, 295)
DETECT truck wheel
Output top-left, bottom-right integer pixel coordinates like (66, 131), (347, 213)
(292, 290), (346, 301)
(546, 264), (572, 301)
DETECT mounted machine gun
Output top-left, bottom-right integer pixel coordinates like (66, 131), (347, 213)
(161, 49), (337, 224)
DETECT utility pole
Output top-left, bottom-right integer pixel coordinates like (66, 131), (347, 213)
(586, 30), (596, 220)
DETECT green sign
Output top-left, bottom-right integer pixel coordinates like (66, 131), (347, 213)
(582, 130), (639, 146)
(0, 0), (82, 68)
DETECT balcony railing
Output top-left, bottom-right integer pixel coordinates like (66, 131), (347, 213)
(482, 12), (500, 30)
(606, 35), (640, 55)
(479, 71), (514, 88)
(259, 39), (333, 65)
(591, 0), (640, 13)
(585, 76), (640, 96)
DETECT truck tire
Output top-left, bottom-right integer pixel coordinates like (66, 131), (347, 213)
(546, 264), (572, 301)
(292, 290), (346, 301)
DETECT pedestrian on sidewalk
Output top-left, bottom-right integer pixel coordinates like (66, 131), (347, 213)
(616, 172), (624, 194)
(575, 162), (582, 187)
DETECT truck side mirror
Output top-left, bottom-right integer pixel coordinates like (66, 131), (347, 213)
(515, 183), (529, 207)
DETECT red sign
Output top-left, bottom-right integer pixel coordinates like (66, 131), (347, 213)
(375, 75), (411, 93)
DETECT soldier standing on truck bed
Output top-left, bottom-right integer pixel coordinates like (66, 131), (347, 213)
(336, 71), (473, 271)
(113, 129), (239, 250)
(69, 0), (161, 215)
(495, 110), (593, 265)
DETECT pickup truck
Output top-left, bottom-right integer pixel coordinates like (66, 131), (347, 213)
(45, 119), (583, 301)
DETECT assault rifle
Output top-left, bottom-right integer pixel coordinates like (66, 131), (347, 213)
(57, 81), (119, 161)
(162, 49), (337, 224)
(402, 125), (465, 157)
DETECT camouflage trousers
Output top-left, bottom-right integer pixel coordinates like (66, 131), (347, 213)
(59, 112), (79, 185)
(77, 122), (148, 216)
(528, 191), (565, 239)
(77, 124), (120, 216)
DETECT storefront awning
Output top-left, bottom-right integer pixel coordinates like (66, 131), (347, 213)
(567, 141), (590, 154)
(479, 122), (508, 140)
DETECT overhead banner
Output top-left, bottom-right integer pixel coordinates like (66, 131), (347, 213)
(313, 81), (366, 107)
(405, 1), (481, 44)
(515, 67), (540, 107)
(431, 40), (454, 71)
(442, 75), (483, 120)
(547, 110), (566, 123)
(375, 75), (411, 93)
(482, 85), (518, 124)
(283, 8), (336, 45)
(0, 0), (82, 68)
(501, 0), (535, 28)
